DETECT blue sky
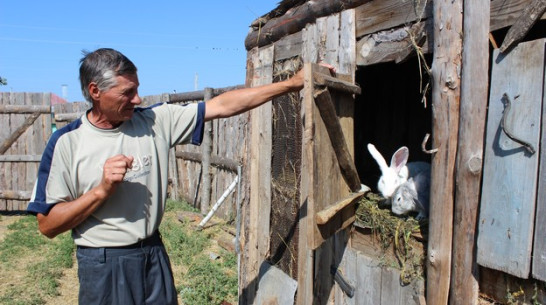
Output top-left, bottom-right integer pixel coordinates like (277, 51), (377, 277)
(0, 1), (278, 102)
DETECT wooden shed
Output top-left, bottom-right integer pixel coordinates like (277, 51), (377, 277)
(238, 0), (546, 304)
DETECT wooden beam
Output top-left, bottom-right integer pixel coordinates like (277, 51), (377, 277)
(499, 0), (546, 52)
(427, 0), (462, 303)
(0, 113), (41, 155)
(245, 46), (274, 302)
(491, 0), (546, 31)
(0, 190), (31, 200)
(175, 151), (240, 172)
(0, 104), (50, 114)
(315, 191), (365, 225)
(313, 88), (362, 192)
(54, 112), (83, 122)
(168, 84), (245, 103)
(0, 155), (42, 162)
(355, 0), (432, 38)
(450, 0), (490, 304)
(201, 88), (213, 214)
(313, 72), (361, 95)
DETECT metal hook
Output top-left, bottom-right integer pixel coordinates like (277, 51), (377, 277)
(501, 93), (536, 155)
(421, 133), (438, 154)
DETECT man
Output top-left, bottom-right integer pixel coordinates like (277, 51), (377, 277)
(27, 48), (334, 304)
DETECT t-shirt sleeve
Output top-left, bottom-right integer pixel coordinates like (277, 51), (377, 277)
(27, 134), (75, 215)
(153, 102), (205, 147)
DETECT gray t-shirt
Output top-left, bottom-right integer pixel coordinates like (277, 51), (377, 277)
(27, 102), (205, 247)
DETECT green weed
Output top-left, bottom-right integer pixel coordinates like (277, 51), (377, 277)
(0, 215), (74, 305)
(0, 199), (237, 305)
(161, 199), (238, 305)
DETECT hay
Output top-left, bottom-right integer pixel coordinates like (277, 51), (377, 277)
(355, 192), (427, 285)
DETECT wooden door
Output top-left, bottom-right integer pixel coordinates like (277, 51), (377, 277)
(477, 39), (545, 279)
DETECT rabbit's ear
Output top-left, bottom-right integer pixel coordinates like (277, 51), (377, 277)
(391, 146), (409, 174)
(367, 143), (389, 172)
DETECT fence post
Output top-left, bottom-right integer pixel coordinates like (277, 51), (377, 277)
(201, 88), (213, 214)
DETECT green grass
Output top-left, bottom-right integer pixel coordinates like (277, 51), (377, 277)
(0, 200), (237, 305)
(161, 199), (238, 305)
(0, 215), (74, 305)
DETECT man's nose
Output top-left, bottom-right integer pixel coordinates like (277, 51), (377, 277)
(132, 94), (142, 105)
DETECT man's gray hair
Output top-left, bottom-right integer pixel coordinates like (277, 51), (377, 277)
(79, 48), (137, 103)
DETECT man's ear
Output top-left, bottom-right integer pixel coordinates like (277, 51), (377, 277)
(88, 82), (100, 101)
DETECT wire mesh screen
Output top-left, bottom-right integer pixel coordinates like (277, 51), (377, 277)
(268, 60), (303, 279)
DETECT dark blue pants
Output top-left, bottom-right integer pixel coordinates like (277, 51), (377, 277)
(76, 232), (178, 305)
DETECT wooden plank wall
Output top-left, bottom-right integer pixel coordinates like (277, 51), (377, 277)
(0, 92), (51, 211)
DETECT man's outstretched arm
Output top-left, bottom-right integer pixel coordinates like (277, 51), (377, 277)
(204, 64), (335, 121)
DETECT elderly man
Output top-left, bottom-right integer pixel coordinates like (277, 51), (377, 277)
(27, 48), (333, 304)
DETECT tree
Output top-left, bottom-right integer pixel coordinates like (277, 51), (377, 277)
(0, 76), (7, 86)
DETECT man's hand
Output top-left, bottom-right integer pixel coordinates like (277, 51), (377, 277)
(99, 154), (134, 197)
(36, 154), (134, 238)
(288, 62), (337, 90)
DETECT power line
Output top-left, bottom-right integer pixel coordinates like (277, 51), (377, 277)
(0, 37), (241, 51)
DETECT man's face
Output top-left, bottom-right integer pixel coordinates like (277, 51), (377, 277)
(95, 73), (141, 124)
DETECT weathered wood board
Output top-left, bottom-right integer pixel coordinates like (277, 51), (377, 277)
(477, 39), (546, 279)
(243, 45), (274, 303)
(336, 248), (424, 305)
(533, 40), (546, 281)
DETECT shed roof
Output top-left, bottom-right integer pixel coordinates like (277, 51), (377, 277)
(245, 0), (370, 50)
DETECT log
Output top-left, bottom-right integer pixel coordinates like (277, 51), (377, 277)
(0, 104), (50, 114)
(356, 21), (432, 66)
(217, 234), (236, 253)
(499, 0), (546, 52)
(427, 0), (463, 303)
(450, 0), (490, 304)
(245, 0), (372, 50)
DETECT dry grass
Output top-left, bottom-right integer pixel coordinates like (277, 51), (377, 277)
(355, 192), (428, 285)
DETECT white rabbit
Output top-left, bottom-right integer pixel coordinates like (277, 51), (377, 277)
(391, 168), (431, 220)
(367, 143), (430, 198)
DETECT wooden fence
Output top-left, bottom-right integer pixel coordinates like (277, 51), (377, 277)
(0, 88), (248, 221)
